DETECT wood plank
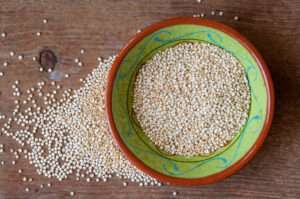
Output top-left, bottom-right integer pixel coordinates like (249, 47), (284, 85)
(0, 0), (299, 198)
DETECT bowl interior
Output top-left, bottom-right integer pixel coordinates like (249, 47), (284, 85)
(111, 24), (268, 179)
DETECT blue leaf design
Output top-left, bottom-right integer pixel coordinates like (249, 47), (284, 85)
(218, 114), (262, 169)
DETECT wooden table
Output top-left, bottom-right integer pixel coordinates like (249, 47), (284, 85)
(0, 0), (299, 198)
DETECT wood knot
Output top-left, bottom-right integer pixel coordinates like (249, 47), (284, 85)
(39, 49), (57, 72)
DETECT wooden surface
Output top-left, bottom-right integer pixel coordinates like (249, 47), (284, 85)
(0, 0), (300, 198)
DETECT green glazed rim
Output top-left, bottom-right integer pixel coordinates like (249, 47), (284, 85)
(106, 17), (274, 185)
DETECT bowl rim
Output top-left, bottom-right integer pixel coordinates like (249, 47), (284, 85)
(105, 17), (275, 186)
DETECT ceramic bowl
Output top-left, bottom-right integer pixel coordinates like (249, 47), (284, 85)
(106, 17), (274, 185)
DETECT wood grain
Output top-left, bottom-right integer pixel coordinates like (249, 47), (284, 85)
(0, 0), (300, 198)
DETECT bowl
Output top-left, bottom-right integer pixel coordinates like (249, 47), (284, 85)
(106, 17), (274, 185)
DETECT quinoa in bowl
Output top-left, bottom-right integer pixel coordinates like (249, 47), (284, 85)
(106, 17), (274, 185)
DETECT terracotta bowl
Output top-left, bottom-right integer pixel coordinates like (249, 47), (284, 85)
(106, 17), (274, 186)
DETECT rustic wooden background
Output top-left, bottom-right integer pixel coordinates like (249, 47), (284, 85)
(0, 0), (299, 198)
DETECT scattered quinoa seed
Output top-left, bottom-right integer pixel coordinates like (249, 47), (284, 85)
(2, 56), (159, 186)
(1, 32), (7, 38)
(18, 55), (24, 60)
(3, 61), (8, 67)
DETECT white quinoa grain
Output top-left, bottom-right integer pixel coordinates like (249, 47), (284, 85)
(18, 55), (24, 60)
(1, 32), (7, 38)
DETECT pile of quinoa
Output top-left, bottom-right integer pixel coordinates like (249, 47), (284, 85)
(133, 42), (250, 156)
(1, 56), (159, 185)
